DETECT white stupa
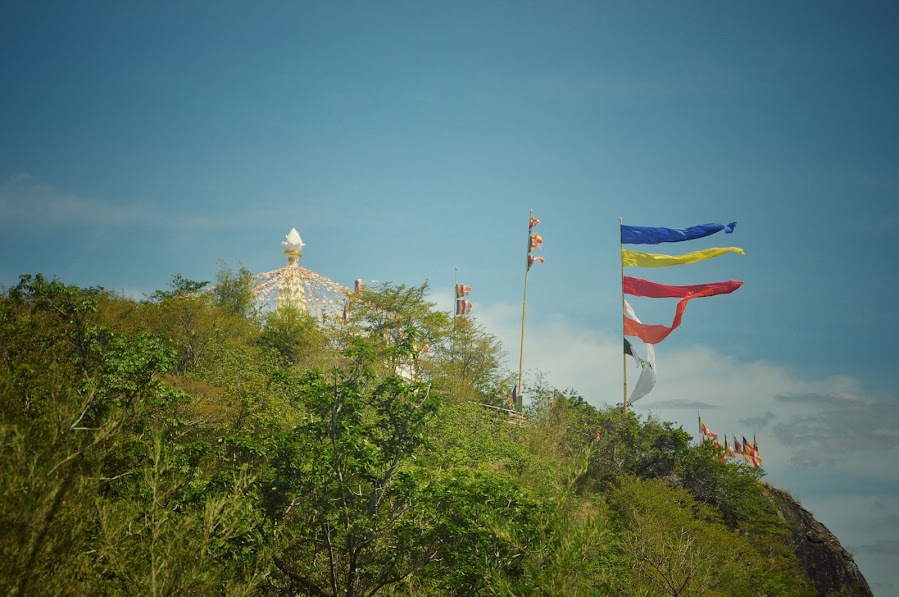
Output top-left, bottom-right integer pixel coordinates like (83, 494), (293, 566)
(251, 227), (423, 380)
(253, 227), (353, 321)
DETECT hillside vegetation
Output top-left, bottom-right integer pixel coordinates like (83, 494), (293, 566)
(0, 269), (860, 595)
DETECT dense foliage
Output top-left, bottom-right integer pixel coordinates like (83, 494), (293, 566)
(0, 270), (817, 595)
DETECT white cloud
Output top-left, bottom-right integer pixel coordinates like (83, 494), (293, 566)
(0, 173), (152, 228)
(736, 410), (776, 430)
(0, 173), (284, 232)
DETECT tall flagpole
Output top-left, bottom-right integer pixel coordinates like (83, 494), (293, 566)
(454, 267), (458, 320)
(451, 267), (458, 361)
(517, 210), (533, 413)
(621, 217), (629, 414)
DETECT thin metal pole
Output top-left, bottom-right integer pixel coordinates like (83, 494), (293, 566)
(621, 217), (628, 414)
(451, 267), (457, 360)
(454, 267), (457, 317)
(517, 210), (532, 413)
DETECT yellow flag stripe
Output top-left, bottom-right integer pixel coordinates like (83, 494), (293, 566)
(622, 246), (745, 268)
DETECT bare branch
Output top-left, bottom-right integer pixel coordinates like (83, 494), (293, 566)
(273, 556), (332, 597)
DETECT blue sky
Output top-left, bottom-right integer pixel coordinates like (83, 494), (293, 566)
(2, 1), (898, 591)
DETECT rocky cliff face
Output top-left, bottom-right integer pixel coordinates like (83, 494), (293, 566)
(769, 487), (872, 596)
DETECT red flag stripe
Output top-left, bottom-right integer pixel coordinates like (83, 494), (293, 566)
(624, 296), (690, 343)
(624, 284), (736, 344)
(623, 277), (743, 298)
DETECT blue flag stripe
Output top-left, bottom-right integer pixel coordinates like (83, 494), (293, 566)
(621, 221), (736, 245)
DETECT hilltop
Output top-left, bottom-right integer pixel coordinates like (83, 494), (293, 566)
(0, 270), (871, 595)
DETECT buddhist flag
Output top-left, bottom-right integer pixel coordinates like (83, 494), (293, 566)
(342, 301), (349, 324)
(622, 246), (745, 268)
(455, 300), (472, 316)
(456, 284), (472, 298)
(624, 302), (656, 402)
(507, 384), (517, 409)
(526, 212), (544, 268)
(725, 435), (736, 459)
(619, 219), (743, 346)
(699, 417), (718, 440)
(621, 221), (736, 245)
(742, 436), (752, 463)
(752, 436), (762, 467)
(734, 435), (743, 455)
(528, 255), (544, 270)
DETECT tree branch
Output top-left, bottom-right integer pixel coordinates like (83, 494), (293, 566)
(273, 556), (331, 597)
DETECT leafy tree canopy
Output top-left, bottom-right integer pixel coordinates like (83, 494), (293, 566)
(0, 273), (823, 596)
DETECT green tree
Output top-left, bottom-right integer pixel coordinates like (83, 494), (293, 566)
(442, 316), (506, 401)
(0, 274), (839, 596)
(525, 390), (692, 491)
(212, 261), (258, 320)
(491, 449), (628, 596)
(398, 467), (542, 595)
(149, 273), (209, 301)
(257, 307), (332, 369)
(4, 274), (104, 387)
(680, 444), (812, 594)
(93, 432), (269, 596)
(144, 273), (259, 375)
(347, 282), (450, 364)
(267, 338), (441, 596)
(609, 477), (759, 597)
(0, 276), (194, 593)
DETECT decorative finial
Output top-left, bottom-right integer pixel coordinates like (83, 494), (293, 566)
(282, 227), (305, 255)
